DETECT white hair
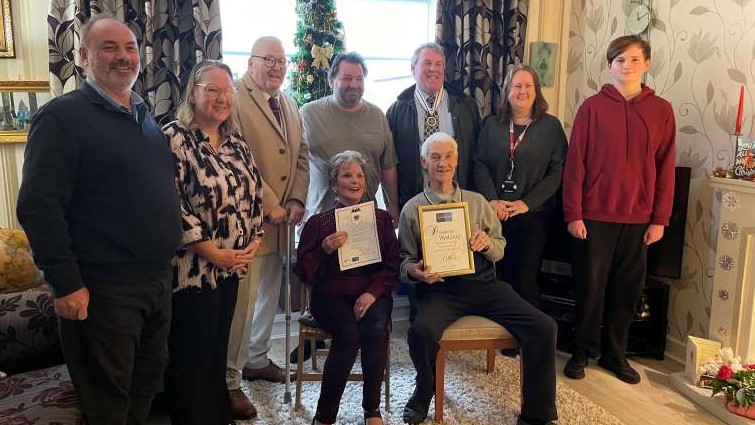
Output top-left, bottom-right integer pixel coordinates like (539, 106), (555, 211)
(420, 132), (458, 158)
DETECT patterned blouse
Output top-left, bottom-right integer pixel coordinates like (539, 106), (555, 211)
(164, 120), (264, 291)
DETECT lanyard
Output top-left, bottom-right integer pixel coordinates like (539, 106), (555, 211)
(508, 120), (531, 160)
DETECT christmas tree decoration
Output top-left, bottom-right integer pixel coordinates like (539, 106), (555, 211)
(288, 0), (346, 106)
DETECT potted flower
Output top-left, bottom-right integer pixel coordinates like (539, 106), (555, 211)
(708, 348), (755, 418)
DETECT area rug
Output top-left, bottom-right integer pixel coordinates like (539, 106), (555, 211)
(237, 337), (626, 425)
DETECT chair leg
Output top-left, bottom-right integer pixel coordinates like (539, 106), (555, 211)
(435, 347), (445, 424)
(310, 337), (319, 370)
(486, 349), (496, 373)
(384, 349), (391, 410)
(295, 335), (304, 409)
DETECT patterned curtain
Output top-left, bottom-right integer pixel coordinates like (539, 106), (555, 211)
(436, 0), (528, 119)
(47, 0), (223, 125)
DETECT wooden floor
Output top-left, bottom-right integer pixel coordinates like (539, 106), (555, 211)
(554, 352), (724, 425)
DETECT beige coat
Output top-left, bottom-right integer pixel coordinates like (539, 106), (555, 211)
(234, 73), (309, 255)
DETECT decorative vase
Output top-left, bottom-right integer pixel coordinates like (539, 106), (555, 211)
(726, 401), (755, 419)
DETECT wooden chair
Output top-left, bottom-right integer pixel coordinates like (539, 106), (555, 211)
(294, 284), (391, 410)
(434, 315), (519, 423)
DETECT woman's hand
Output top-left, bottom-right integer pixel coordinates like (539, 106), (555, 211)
(321, 231), (348, 255)
(408, 260), (444, 285)
(502, 200), (529, 218)
(567, 220), (587, 239)
(189, 240), (256, 272)
(353, 292), (377, 320)
(489, 200), (510, 221)
(468, 229), (491, 252)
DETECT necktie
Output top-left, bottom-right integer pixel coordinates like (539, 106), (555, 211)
(424, 94), (439, 140)
(268, 96), (283, 127)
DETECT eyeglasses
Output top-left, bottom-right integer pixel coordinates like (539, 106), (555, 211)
(252, 55), (290, 68)
(196, 84), (237, 98)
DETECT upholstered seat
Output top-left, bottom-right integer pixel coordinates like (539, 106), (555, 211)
(435, 315), (519, 423)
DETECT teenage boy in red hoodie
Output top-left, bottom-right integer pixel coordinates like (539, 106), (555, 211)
(562, 35), (676, 384)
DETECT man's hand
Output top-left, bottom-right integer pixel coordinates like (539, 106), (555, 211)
(321, 230), (348, 255)
(567, 220), (587, 239)
(54, 287), (90, 320)
(644, 224), (664, 245)
(408, 260), (444, 285)
(354, 292), (377, 321)
(468, 229), (491, 252)
(285, 199), (305, 226)
(502, 200), (529, 218)
(267, 205), (288, 225)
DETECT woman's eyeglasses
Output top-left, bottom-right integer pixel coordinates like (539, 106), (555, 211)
(196, 84), (237, 98)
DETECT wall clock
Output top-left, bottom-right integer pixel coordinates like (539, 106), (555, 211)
(625, 3), (651, 36)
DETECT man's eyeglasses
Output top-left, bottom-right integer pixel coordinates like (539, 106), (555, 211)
(196, 84), (237, 98)
(252, 55), (290, 68)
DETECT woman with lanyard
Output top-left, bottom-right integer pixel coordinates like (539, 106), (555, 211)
(473, 65), (567, 308)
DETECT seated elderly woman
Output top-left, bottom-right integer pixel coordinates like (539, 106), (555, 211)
(163, 60), (264, 425)
(294, 150), (398, 425)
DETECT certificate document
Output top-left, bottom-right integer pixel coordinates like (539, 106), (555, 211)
(418, 202), (475, 277)
(335, 201), (382, 271)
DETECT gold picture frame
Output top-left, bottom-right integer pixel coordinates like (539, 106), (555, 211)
(418, 202), (475, 277)
(0, 0), (15, 58)
(0, 80), (52, 144)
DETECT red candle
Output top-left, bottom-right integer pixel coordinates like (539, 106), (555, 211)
(735, 85), (744, 134)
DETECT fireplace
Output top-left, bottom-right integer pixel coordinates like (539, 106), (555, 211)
(708, 176), (755, 361)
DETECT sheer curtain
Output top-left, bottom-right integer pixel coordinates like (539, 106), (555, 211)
(436, 0), (528, 118)
(47, 0), (223, 124)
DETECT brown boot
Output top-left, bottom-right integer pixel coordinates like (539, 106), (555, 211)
(228, 388), (257, 419)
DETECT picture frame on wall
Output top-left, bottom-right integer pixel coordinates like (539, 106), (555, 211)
(0, 0), (14, 58)
(530, 42), (557, 87)
(0, 81), (52, 143)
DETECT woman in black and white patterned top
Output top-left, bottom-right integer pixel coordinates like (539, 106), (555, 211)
(163, 60), (263, 425)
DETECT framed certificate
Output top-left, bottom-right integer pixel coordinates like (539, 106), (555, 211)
(418, 202), (475, 277)
(334, 201), (382, 271)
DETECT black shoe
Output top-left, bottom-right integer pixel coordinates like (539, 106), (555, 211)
(364, 409), (382, 425)
(516, 415), (556, 425)
(500, 348), (520, 358)
(597, 356), (641, 384)
(564, 350), (588, 379)
(289, 340), (327, 364)
(402, 391), (430, 424)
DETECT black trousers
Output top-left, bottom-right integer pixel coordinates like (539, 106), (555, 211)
(407, 281), (558, 423)
(497, 209), (553, 307)
(165, 276), (238, 425)
(311, 291), (392, 424)
(59, 272), (172, 425)
(571, 220), (647, 359)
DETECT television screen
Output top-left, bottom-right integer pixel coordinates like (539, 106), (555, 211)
(541, 166), (691, 280)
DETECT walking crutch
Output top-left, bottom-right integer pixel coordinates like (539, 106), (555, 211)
(283, 224), (293, 404)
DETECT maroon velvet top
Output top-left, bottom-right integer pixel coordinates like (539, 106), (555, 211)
(294, 203), (399, 298)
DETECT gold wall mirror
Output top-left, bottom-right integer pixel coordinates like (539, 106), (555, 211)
(0, 80), (52, 144)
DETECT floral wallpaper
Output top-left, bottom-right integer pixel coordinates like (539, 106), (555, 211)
(566, 0), (755, 347)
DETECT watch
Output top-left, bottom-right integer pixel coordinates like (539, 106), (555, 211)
(625, 4), (651, 35)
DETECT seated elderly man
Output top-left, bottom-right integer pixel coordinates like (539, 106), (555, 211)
(398, 132), (558, 425)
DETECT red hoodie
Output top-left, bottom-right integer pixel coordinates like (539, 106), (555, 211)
(563, 84), (676, 225)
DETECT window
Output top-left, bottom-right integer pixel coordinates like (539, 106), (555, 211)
(220, 0), (437, 112)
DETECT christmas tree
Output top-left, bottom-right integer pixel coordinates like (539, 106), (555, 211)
(288, 0), (346, 106)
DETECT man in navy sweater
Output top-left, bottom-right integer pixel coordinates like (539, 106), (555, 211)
(16, 16), (181, 425)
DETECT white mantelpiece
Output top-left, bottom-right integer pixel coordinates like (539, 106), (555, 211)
(708, 176), (755, 361)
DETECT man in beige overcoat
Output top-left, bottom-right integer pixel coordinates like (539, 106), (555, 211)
(225, 36), (309, 419)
